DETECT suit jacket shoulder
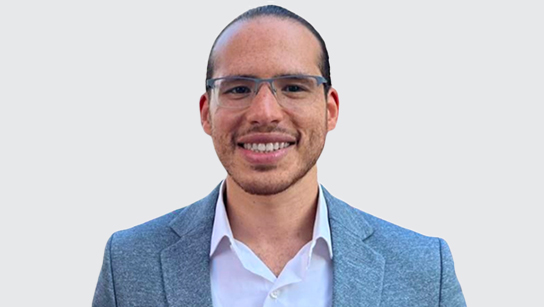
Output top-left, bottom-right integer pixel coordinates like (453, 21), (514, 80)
(93, 187), (219, 307)
(323, 187), (466, 306)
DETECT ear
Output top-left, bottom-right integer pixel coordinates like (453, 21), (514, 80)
(325, 87), (339, 131)
(199, 93), (212, 136)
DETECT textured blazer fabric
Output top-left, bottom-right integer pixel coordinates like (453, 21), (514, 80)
(93, 185), (466, 307)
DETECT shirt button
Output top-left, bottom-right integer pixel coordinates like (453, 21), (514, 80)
(270, 290), (280, 299)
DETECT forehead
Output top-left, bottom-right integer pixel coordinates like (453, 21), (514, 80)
(211, 17), (322, 78)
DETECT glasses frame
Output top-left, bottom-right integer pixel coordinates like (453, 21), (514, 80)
(206, 74), (327, 90)
(206, 74), (328, 108)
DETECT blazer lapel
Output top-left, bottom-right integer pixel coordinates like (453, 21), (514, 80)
(323, 187), (385, 307)
(160, 186), (220, 307)
(159, 184), (384, 306)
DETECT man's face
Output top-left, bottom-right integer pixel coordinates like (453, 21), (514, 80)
(200, 17), (339, 196)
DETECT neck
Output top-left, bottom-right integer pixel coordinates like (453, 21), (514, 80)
(224, 166), (319, 248)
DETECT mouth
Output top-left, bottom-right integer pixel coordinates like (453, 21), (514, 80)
(238, 142), (295, 153)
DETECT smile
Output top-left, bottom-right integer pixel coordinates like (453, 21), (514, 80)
(241, 142), (293, 153)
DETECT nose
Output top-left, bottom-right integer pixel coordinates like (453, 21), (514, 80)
(245, 81), (284, 125)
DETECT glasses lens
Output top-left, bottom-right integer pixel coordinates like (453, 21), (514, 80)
(274, 76), (318, 98)
(273, 76), (323, 108)
(213, 77), (255, 108)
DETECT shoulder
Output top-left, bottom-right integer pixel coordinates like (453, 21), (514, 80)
(323, 187), (465, 304)
(360, 208), (438, 248)
(324, 187), (444, 259)
(109, 183), (221, 251)
(109, 207), (186, 254)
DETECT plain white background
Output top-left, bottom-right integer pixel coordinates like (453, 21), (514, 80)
(1, 0), (542, 306)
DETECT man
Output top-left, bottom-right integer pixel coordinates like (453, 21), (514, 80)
(93, 5), (466, 307)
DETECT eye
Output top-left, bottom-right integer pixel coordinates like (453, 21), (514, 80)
(283, 85), (305, 92)
(225, 86), (252, 95)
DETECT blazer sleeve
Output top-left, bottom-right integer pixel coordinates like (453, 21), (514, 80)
(93, 235), (117, 307)
(439, 238), (467, 307)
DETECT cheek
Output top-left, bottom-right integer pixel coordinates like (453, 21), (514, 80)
(210, 109), (244, 142)
(289, 105), (328, 131)
(210, 108), (229, 131)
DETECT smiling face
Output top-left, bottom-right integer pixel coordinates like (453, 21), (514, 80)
(200, 17), (339, 196)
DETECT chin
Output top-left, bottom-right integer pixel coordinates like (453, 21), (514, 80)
(232, 177), (294, 196)
(228, 164), (312, 196)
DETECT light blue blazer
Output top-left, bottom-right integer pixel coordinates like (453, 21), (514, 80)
(93, 185), (466, 306)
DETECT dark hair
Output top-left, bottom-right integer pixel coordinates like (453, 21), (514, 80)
(205, 5), (331, 93)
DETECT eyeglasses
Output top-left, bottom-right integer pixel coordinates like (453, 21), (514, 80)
(206, 74), (328, 109)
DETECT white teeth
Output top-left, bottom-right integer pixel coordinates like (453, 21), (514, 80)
(242, 142), (291, 153)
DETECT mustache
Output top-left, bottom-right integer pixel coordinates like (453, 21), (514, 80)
(233, 125), (299, 139)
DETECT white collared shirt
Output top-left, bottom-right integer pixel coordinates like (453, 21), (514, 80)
(209, 181), (333, 307)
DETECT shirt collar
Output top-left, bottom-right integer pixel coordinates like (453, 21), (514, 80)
(209, 180), (235, 257)
(209, 180), (333, 259)
(312, 183), (333, 259)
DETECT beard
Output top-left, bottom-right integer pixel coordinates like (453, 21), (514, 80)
(213, 125), (326, 196)
(228, 152), (319, 196)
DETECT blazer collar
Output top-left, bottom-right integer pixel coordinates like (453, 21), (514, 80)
(160, 184), (385, 307)
(323, 186), (385, 307)
(160, 185), (220, 307)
